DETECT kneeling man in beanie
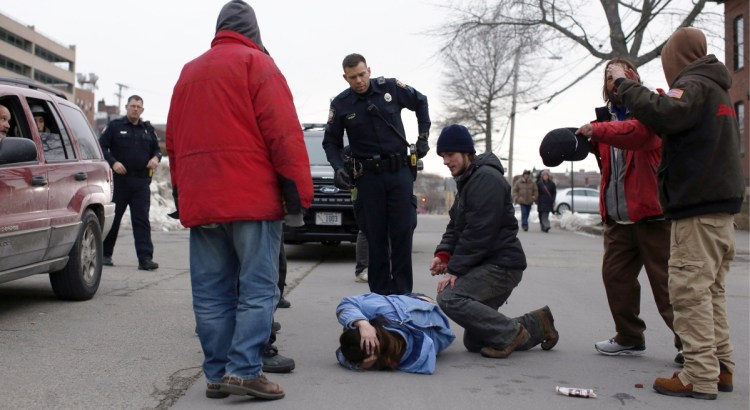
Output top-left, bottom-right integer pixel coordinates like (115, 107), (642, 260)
(429, 124), (559, 358)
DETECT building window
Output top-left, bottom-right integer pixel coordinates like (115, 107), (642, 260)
(734, 16), (745, 71)
(0, 27), (31, 52)
(34, 45), (73, 72)
(736, 101), (745, 156)
(33, 70), (72, 93)
(0, 55), (30, 77)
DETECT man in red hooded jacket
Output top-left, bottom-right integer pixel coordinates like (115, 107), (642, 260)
(166, 0), (312, 401)
(576, 58), (681, 365)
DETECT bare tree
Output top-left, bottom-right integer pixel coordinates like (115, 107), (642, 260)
(438, 0), (720, 105)
(439, 25), (539, 154)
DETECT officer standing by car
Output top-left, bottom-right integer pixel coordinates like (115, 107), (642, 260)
(323, 53), (430, 295)
(99, 95), (161, 270)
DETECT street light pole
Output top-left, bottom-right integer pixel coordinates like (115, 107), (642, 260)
(508, 46), (521, 181)
(570, 161), (575, 212)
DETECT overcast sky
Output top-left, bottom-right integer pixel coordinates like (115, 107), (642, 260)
(0, 0), (725, 177)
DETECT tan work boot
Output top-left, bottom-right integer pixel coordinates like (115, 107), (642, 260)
(220, 374), (285, 400)
(534, 305), (559, 350)
(480, 325), (529, 359)
(653, 372), (717, 400)
(719, 363), (733, 392)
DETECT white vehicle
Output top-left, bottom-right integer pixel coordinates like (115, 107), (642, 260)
(555, 187), (600, 214)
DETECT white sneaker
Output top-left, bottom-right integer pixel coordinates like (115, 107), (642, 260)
(355, 271), (368, 283)
(594, 338), (646, 356)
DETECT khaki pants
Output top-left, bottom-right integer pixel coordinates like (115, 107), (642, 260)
(669, 214), (736, 394)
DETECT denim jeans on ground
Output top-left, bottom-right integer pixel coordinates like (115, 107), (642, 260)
(190, 220), (281, 383)
(520, 204), (531, 228)
(437, 264), (545, 352)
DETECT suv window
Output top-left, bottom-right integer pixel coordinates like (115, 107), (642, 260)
(26, 97), (76, 162)
(59, 104), (101, 160)
(0, 95), (32, 139)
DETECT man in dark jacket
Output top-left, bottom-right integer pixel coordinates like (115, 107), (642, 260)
(429, 124), (558, 359)
(99, 95), (161, 271)
(610, 27), (743, 400)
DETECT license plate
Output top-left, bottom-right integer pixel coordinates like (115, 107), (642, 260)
(316, 212), (342, 226)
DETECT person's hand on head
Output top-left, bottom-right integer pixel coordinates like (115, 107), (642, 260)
(624, 68), (639, 82)
(354, 320), (379, 356)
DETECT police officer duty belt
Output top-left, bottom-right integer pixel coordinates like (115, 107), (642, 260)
(358, 154), (410, 173)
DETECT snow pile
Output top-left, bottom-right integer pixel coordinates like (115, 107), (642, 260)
(118, 157), (185, 232)
(514, 204), (601, 232)
(555, 210), (601, 231)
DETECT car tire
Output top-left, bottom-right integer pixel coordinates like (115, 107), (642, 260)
(49, 209), (103, 301)
(556, 203), (571, 214)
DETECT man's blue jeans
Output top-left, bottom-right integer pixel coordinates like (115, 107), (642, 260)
(190, 221), (281, 383)
(520, 204), (532, 229)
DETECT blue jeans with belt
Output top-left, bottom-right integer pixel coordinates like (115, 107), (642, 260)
(189, 220), (281, 383)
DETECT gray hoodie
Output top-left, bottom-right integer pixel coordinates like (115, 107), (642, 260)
(216, 0), (267, 54)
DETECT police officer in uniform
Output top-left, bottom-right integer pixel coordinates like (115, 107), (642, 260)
(323, 53), (430, 295)
(100, 95), (161, 270)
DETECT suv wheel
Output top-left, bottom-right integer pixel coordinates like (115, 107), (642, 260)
(49, 209), (103, 300)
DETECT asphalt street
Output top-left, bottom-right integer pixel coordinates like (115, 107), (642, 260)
(0, 215), (747, 410)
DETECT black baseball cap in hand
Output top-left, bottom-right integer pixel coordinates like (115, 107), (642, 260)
(539, 127), (592, 167)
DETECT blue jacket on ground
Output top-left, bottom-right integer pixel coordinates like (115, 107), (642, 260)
(336, 293), (456, 374)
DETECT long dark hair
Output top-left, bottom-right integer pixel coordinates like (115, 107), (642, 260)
(339, 324), (405, 370)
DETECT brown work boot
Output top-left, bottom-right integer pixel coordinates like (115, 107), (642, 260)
(719, 363), (733, 392)
(534, 305), (559, 350)
(653, 372), (717, 400)
(480, 325), (529, 359)
(220, 374), (285, 400)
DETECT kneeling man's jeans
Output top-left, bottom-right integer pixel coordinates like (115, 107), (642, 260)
(437, 264), (544, 351)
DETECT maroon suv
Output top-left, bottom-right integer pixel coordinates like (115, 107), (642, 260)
(0, 78), (114, 300)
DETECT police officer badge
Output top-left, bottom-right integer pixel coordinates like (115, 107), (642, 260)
(384, 93), (392, 102)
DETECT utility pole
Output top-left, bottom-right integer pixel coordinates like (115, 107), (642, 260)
(507, 47), (521, 181)
(114, 83), (130, 115)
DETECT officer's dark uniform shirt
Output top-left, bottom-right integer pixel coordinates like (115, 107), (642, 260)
(323, 77), (430, 170)
(99, 117), (161, 176)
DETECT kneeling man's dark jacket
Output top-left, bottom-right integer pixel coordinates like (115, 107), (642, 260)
(436, 153), (526, 276)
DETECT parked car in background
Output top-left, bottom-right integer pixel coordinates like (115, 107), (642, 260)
(0, 77), (115, 300)
(283, 124), (358, 246)
(555, 187), (600, 214)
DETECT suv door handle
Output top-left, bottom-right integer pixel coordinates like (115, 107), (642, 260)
(74, 172), (87, 181)
(31, 176), (48, 186)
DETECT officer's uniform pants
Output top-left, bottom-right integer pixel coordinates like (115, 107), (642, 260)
(104, 175), (153, 263)
(354, 167), (416, 295)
